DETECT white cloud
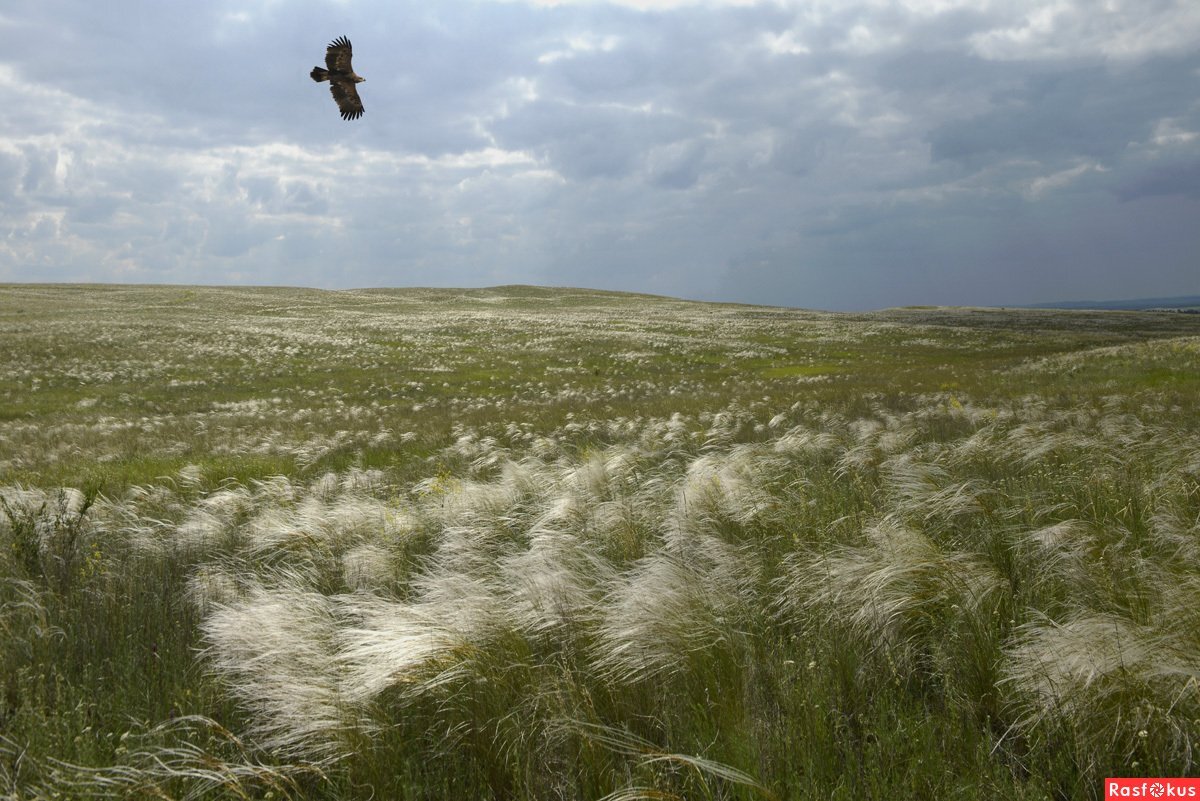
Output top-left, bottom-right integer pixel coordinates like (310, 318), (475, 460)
(1024, 160), (1107, 199)
(970, 0), (1200, 61)
(1149, 118), (1199, 148)
(538, 33), (621, 64)
(761, 29), (809, 55)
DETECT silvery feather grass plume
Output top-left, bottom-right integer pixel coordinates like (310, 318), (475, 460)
(882, 453), (985, 524)
(126, 482), (248, 559)
(291, 431), (360, 471)
(202, 583), (355, 760)
(108, 490), (180, 558)
(1023, 520), (1093, 582)
(701, 409), (745, 451)
(121, 482), (181, 511)
(250, 475), (297, 505)
(538, 490), (586, 530)
(309, 471), (341, 501)
(498, 525), (613, 636)
(3, 715), (325, 801)
(537, 441), (652, 522)
(874, 419), (919, 458)
(417, 524), (515, 584)
(538, 462), (660, 558)
(933, 395), (998, 428)
(408, 570), (502, 646)
(530, 434), (563, 461)
(340, 542), (396, 591)
(469, 436), (512, 474)
(319, 494), (396, 540)
(407, 510), (519, 631)
(562, 719), (778, 801)
(0, 486), (95, 574)
(1001, 422), (1095, 470)
(564, 451), (623, 506)
(1096, 412), (1151, 453)
(242, 506), (326, 570)
(1002, 609), (1200, 771)
(1149, 505), (1200, 567)
(781, 518), (1004, 668)
(0, 576), (57, 645)
(338, 466), (389, 494)
(1145, 430), (1200, 507)
(199, 484), (254, 518)
(594, 534), (755, 684)
(238, 492), (398, 588)
(659, 412), (695, 453)
(185, 564), (246, 615)
(603, 446), (646, 487)
(0, 486), (86, 525)
(676, 445), (778, 529)
(172, 508), (234, 557)
(834, 418), (885, 476)
(416, 467), (532, 529)
(946, 422), (1004, 469)
(336, 594), (470, 705)
(176, 463), (204, 487)
(336, 541), (573, 707)
(772, 424), (839, 459)
(172, 477), (408, 570)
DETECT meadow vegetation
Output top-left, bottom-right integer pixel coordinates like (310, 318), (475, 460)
(2, 283), (1199, 800)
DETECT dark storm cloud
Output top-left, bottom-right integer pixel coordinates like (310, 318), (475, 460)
(0, 0), (1197, 307)
(1117, 158), (1200, 202)
(490, 98), (700, 180)
(927, 56), (1200, 166)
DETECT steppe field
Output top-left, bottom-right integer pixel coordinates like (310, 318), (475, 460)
(2, 283), (1199, 801)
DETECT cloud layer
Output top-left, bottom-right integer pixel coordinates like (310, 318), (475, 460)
(2, 0), (1198, 309)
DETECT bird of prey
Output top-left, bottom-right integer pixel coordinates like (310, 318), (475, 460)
(310, 36), (365, 120)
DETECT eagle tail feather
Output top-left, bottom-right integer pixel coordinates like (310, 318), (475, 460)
(310, 67), (329, 82)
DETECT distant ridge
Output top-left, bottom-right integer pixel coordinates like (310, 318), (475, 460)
(1026, 295), (1200, 311)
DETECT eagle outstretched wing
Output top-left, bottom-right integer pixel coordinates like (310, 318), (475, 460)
(330, 79), (364, 121)
(325, 35), (355, 74)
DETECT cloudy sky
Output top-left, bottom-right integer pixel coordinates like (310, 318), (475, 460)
(1, 0), (1198, 310)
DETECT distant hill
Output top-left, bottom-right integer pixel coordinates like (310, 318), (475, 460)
(1026, 295), (1200, 311)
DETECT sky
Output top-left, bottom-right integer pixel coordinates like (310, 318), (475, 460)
(1, 0), (1198, 310)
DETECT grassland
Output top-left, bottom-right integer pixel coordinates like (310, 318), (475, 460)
(1, 283), (1198, 800)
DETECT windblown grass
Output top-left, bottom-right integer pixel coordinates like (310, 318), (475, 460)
(2, 284), (1199, 799)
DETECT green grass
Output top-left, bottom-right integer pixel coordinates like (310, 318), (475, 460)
(2, 284), (1200, 800)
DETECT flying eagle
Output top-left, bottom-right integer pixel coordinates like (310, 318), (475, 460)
(310, 36), (364, 120)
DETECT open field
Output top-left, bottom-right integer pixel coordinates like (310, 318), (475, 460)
(2, 283), (1199, 800)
